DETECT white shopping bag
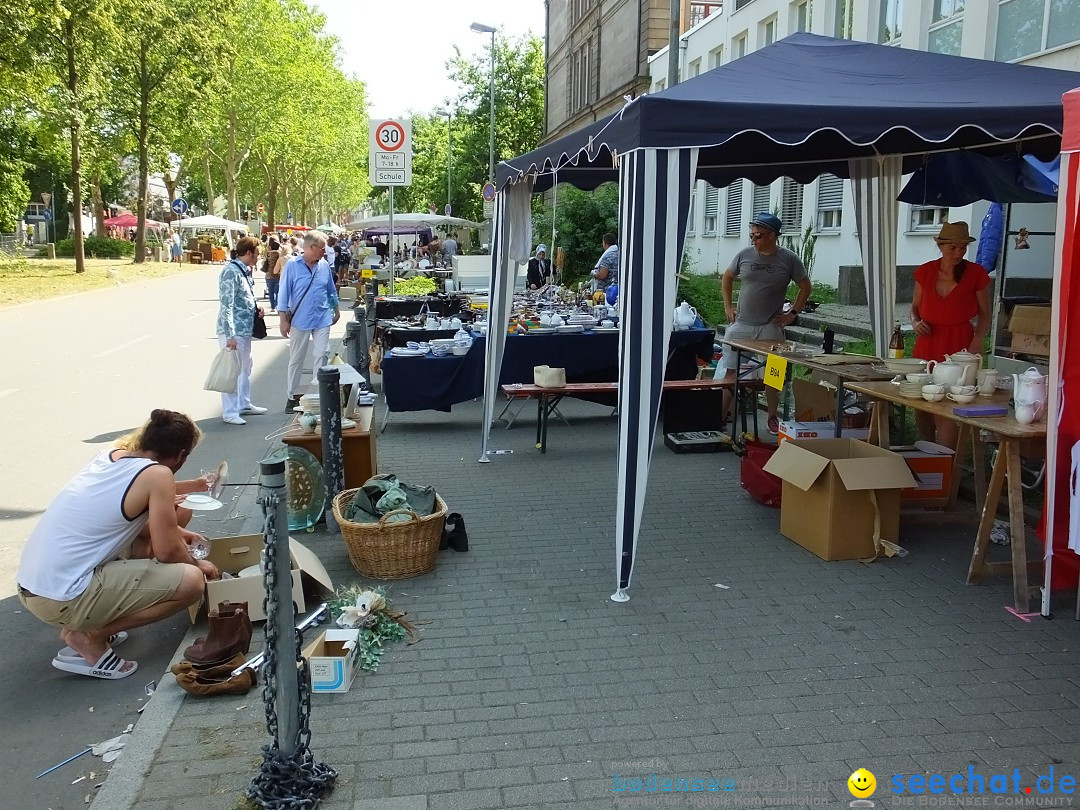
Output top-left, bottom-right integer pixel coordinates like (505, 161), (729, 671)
(204, 348), (239, 393)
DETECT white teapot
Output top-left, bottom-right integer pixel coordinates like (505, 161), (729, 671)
(673, 301), (698, 331)
(1013, 367), (1048, 417)
(927, 359), (964, 387)
(945, 350), (981, 386)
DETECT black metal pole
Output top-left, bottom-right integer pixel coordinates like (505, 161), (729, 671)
(318, 367), (345, 534)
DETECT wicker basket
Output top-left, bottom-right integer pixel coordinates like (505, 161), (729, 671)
(332, 488), (447, 579)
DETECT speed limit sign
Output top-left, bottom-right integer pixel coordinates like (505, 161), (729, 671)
(370, 118), (412, 186)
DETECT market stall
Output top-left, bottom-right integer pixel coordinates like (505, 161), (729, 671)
(488, 32), (1080, 602)
(175, 214), (248, 249)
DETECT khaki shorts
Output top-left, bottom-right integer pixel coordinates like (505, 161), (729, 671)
(18, 559), (188, 631)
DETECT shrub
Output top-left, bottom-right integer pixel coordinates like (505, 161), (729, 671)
(54, 236), (135, 259)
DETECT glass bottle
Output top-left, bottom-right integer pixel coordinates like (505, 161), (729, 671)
(889, 323), (904, 359)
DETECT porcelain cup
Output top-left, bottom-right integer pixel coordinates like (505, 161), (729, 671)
(947, 392), (976, 404)
(922, 392), (946, 402)
(948, 385), (977, 396)
(921, 384), (945, 395)
(906, 373), (931, 384)
(601, 319), (615, 328)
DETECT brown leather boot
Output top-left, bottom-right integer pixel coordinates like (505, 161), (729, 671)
(170, 652), (247, 678)
(176, 666), (256, 697)
(183, 602), (253, 665)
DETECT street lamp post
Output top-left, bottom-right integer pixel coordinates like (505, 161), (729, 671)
(435, 108), (452, 212)
(470, 22), (497, 202)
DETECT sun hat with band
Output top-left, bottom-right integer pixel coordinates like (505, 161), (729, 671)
(749, 212), (783, 234)
(935, 221), (976, 244)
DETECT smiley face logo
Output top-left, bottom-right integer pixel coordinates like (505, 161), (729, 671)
(848, 768), (876, 798)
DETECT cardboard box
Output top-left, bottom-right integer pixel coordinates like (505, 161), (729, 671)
(1007, 304), (1051, 356)
(891, 445), (954, 505)
(302, 629), (363, 694)
(778, 421), (869, 444)
(791, 379), (837, 422)
(763, 439), (918, 561)
(189, 534), (334, 623)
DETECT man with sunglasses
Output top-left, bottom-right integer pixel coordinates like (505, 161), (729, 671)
(720, 212), (812, 434)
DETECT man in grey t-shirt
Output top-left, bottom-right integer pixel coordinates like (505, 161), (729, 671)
(720, 212), (812, 434)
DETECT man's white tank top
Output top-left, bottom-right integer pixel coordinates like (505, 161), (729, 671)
(17, 451), (160, 600)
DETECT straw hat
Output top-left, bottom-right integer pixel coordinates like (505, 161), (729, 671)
(935, 221), (976, 244)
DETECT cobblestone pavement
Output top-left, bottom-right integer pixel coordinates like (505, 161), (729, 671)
(113, 392), (1080, 810)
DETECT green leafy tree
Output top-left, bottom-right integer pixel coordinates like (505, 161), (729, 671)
(533, 183), (619, 283)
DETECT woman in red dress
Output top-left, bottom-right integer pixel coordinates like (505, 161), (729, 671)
(910, 221), (992, 448)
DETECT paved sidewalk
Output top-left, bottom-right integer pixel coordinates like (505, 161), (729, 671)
(104, 389), (1080, 810)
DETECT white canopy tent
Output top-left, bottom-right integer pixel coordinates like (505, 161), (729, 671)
(175, 215), (249, 248)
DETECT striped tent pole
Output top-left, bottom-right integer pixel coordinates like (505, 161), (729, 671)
(849, 156), (902, 357)
(612, 147), (699, 602)
(1043, 142), (1080, 613)
(479, 191), (513, 463)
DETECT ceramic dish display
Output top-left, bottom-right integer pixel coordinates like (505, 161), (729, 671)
(392, 348), (427, 357)
(556, 325), (585, 334)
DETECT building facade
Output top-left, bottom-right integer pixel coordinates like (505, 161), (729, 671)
(545, 1), (723, 143)
(640, 0), (1079, 286)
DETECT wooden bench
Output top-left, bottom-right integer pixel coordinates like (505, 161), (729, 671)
(498, 378), (764, 453)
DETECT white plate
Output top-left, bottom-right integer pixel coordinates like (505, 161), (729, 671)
(529, 327), (556, 334)
(592, 327), (619, 333)
(392, 348), (427, 357)
(181, 493), (223, 510)
(556, 325), (585, 334)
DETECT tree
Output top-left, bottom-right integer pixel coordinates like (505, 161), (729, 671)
(17, 0), (117, 272)
(443, 32), (544, 222)
(533, 183), (619, 283)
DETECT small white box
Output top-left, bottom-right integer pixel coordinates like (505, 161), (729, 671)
(303, 629), (363, 694)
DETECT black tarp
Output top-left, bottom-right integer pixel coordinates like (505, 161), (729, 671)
(497, 33), (1080, 192)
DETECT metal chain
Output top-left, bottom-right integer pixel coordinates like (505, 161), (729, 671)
(248, 491), (337, 809)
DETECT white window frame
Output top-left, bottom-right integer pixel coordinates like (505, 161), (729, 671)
(835, 0), (855, 39)
(762, 16), (778, 46)
(709, 45), (725, 69)
(909, 205), (949, 232)
(687, 189), (697, 235)
(996, 0), (1080, 61)
(878, 0), (904, 43)
(815, 173), (844, 232)
(794, 0), (811, 33)
(928, 0), (963, 55)
(703, 184), (720, 236)
(725, 182), (744, 237)
(733, 33), (748, 59)
(689, 58), (701, 78)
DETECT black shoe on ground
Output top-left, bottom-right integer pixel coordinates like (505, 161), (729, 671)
(285, 397), (299, 412)
(442, 512), (468, 552)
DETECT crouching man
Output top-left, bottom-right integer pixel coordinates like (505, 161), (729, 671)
(17, 409), (220, 680)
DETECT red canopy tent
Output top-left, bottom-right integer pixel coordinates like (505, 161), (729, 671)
(103, 213), (166, 229)
(1044, 86), (1080, 613)
(261, 223), (311, 234)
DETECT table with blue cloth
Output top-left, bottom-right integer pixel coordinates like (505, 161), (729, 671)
(380, 328), (715, 413)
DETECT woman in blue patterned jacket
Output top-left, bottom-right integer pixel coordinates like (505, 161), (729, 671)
(215, 236), (267, 425)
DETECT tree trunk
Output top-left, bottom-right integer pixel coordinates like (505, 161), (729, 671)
(133, 44), (150, 264)
(203, 150), (216, 215)
(66, 21), (85, 274)
(91, 172), (106, 238)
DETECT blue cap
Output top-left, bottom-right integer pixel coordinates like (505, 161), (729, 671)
(749, 212), (782, 234)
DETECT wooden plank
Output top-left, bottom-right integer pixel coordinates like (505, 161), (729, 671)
(1005, 441), (1031, 613)
(967, 441), (1008, 585)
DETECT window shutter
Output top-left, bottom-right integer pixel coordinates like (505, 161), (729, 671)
(725, 182), (743, 236)
(780, 178), (804, 233)
(817, 174), (843, 211)
(751, 183), (771, 217)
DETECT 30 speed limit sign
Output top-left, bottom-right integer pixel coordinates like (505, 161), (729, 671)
(369, 118), (412, 186)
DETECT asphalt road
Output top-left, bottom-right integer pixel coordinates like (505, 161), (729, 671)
(0, 264), (306, 809)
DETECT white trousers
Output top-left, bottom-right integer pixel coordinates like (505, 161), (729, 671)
(217, 334), (253, 419)
(287, 325), (331, 398)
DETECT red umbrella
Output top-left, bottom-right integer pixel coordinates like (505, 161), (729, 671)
(103, 213), (166, 229)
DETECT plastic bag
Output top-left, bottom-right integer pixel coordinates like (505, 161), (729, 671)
(203, 348), (239, 393)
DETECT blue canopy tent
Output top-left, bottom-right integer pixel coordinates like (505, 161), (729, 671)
(484, 33), (1080, 601)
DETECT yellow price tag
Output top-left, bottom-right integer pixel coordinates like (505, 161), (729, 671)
(764, 353), (788, 391)
(361, 269), (375, 279)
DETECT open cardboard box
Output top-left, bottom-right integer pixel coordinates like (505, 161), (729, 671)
(1007, 304), (1051, 356)
(302, 629), (363, 694)
(891, 445), (954, 506)
(763, 438), (917, 561)
(189, 534), (334, 623)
